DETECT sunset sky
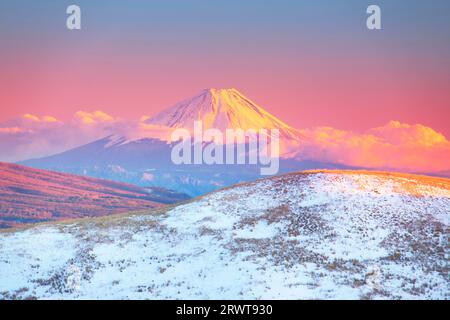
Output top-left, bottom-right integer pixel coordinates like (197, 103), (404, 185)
(0, 0), (449, 172)
(1, 0), (449, 134)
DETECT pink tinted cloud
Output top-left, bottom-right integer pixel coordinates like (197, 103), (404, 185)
(0, 111), (121, 162)
(297, 121), (450, 173)
(0, 111), (175, 162)
(0, 112), (449, 174)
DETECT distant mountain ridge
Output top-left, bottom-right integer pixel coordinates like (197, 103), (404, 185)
(20, 134), (357, 196)
(0, 162), (189, 228)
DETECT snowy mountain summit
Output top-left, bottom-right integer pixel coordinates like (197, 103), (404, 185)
(147, 88), (302, 141)
(1, 170), (448, 299)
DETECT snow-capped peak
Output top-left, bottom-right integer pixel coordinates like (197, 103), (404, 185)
(147, 88), (302, 141)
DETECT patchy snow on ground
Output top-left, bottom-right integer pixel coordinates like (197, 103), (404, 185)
(0, 171), (449, 299)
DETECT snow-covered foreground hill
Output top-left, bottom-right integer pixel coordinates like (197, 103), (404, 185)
(0, 171), (449, 299)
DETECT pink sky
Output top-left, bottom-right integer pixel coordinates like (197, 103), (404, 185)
(0, 1), (449, 173)
(1, 1), (449, 136)
(1, 48), (449, 137)
(1, 48), (449, 173)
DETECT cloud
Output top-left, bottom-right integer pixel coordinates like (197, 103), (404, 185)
(0, 111), (176, 162)
(297, 121), (450, 173)
(23, 114), (40, 122)
(22, 113), (61, 123)
(0, 111), (123, 162)
(368, 121), (447, 147)
(0, 127), (27, 134)
(75, 110), (115, 124)
(0, 113), (448, 174)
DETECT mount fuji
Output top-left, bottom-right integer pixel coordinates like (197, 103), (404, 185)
(148, 88), (302, 141)
(21, 88), (350, 196)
